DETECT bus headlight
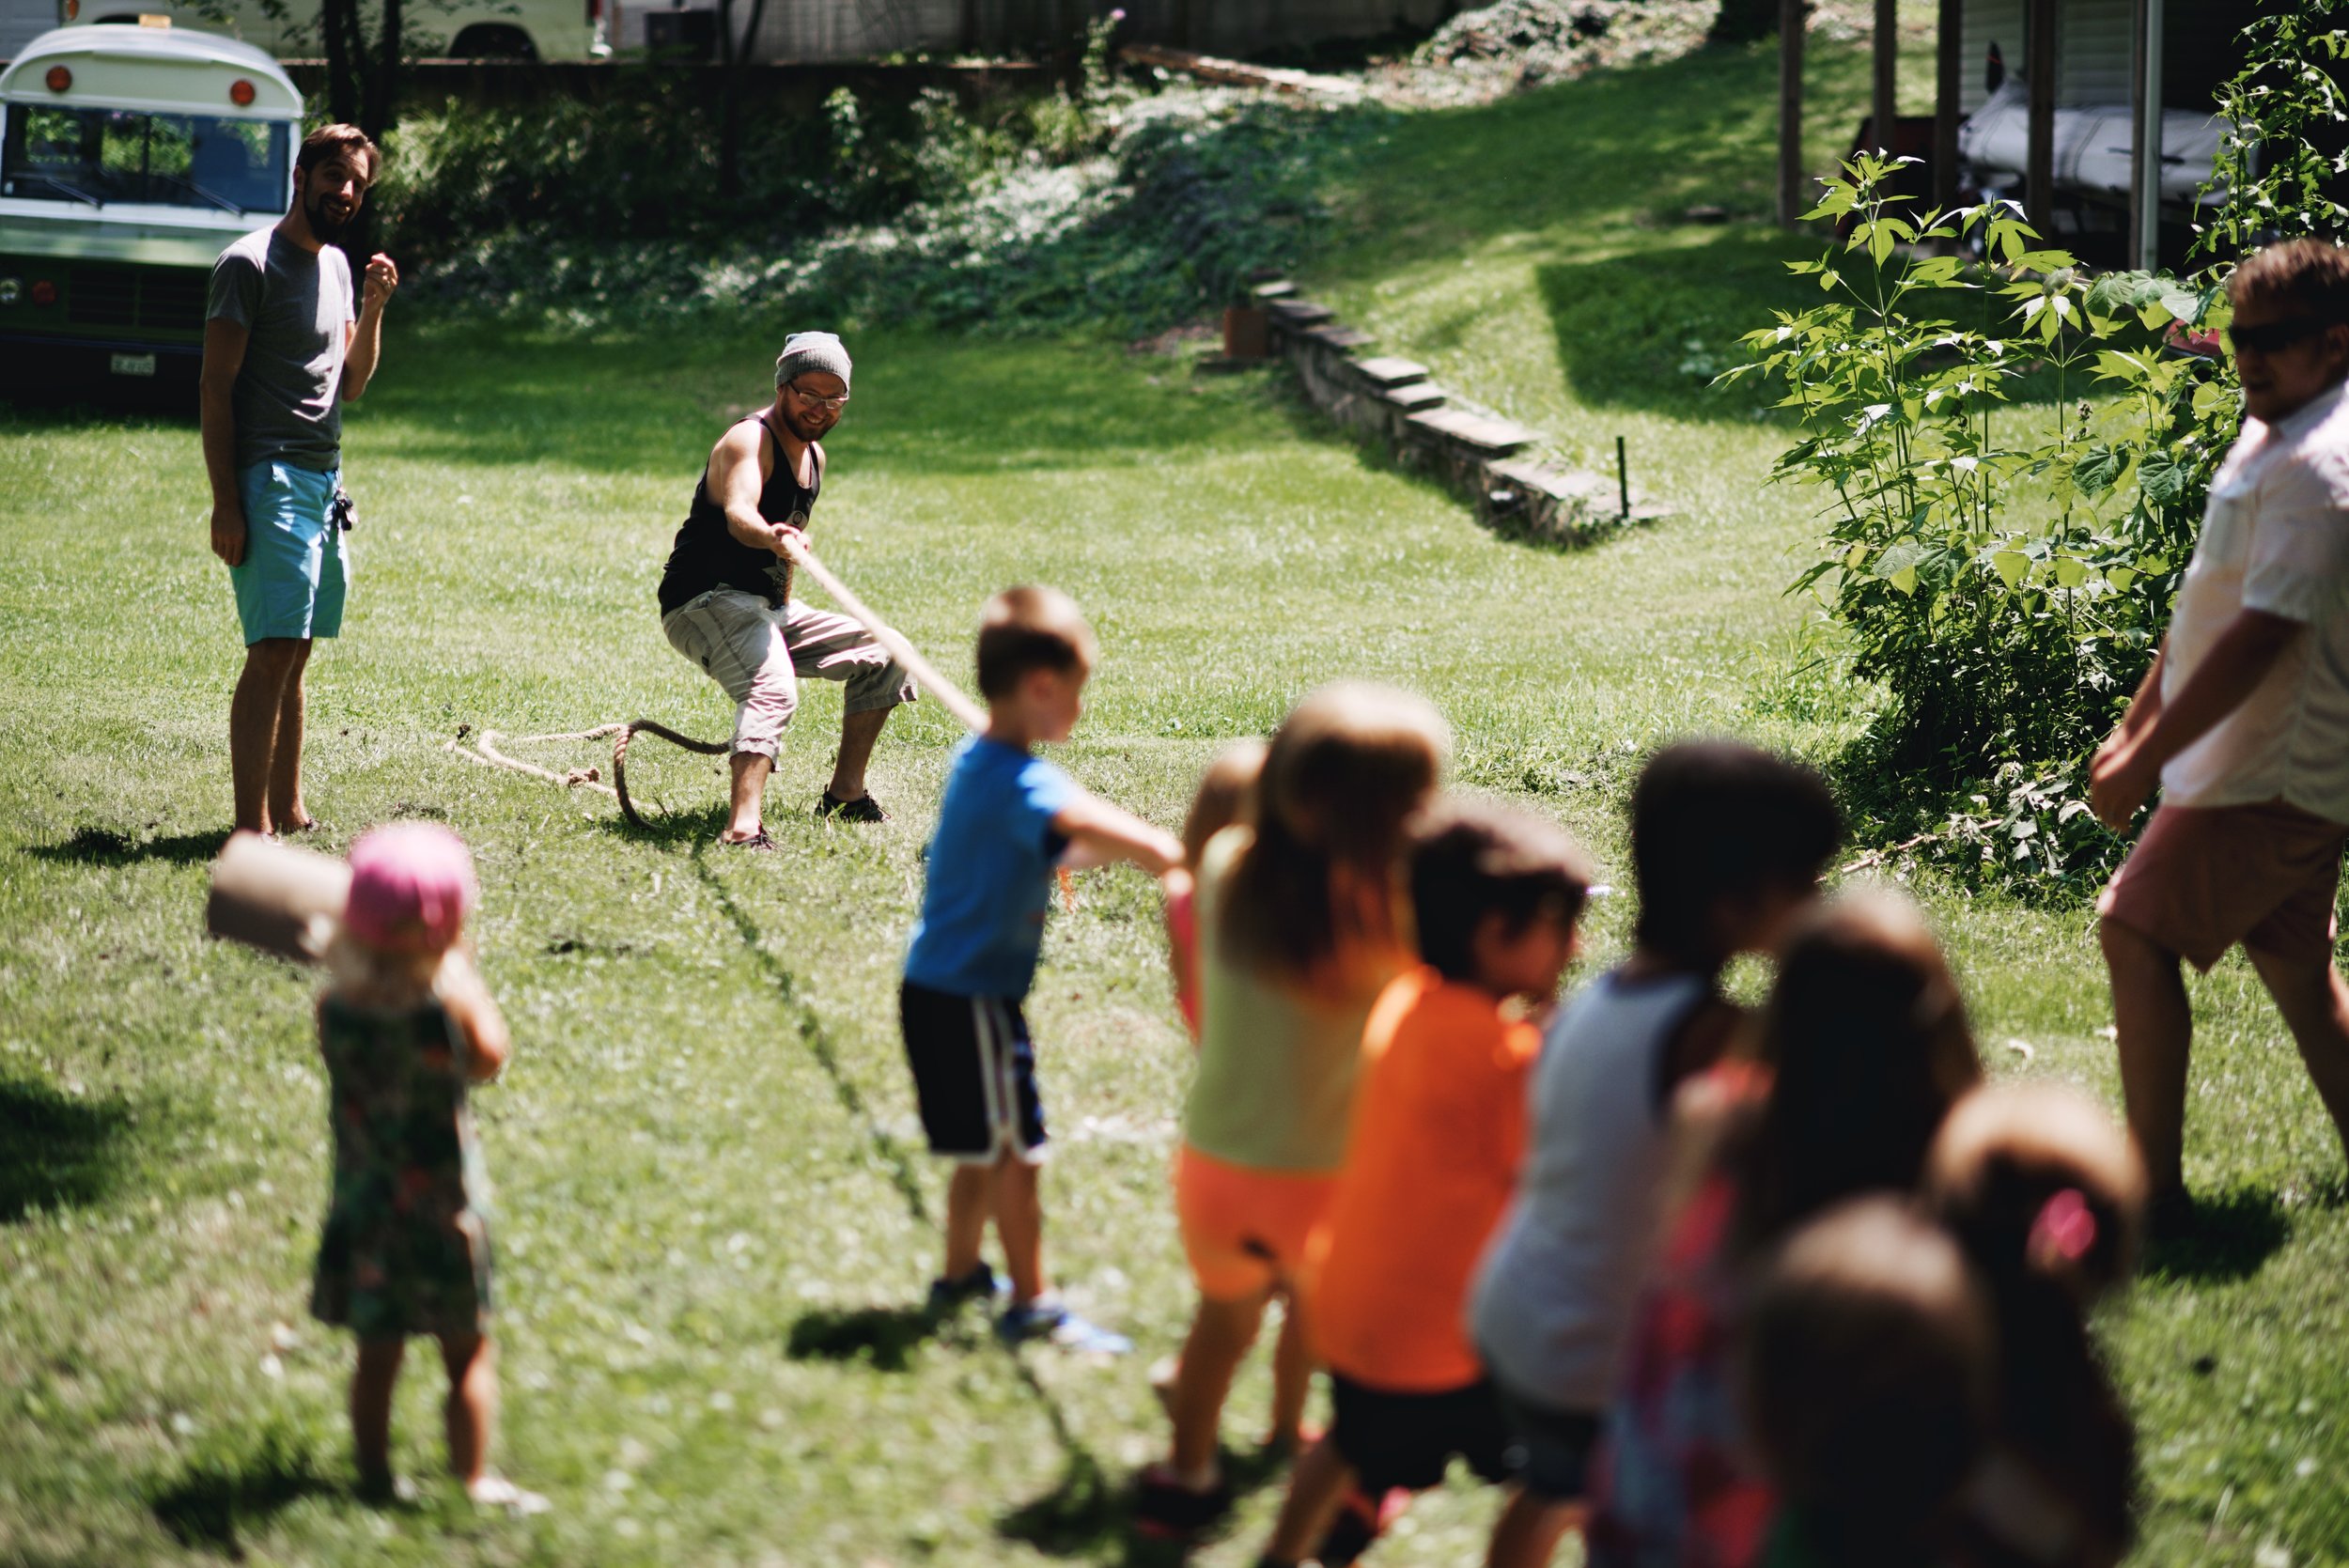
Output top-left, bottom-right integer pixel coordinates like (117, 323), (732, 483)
(0, 279), (20, 305)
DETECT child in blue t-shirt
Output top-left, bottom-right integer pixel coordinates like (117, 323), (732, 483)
(903, 585), (1182, 1350)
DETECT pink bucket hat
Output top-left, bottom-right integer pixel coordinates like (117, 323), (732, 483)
(344, 822), (478, 954)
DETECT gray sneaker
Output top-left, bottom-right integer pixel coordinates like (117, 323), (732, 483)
(996, 1297), (1130, 1354)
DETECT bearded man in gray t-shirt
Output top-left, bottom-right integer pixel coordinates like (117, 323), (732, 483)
(203, 122), (398, 839)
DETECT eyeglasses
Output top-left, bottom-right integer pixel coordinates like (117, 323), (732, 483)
(787, 381), (850, 411)
(2226, 317), (2334, 356)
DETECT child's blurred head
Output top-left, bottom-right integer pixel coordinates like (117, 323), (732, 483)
(1928, 1082), (2147, 1310)
(1224, 682), (1450, 981)
(1629, 741), (1840, 971)
(345, 822), (476, 955)
(1742, 890), (1983, 1240)
(1739, 1197), (1995, 1568)
(1182, 739), (1268, 868)
(1408, 797), (1593, 1001)
(976, 585), (1097, 744)
(330, 822), (476, 999)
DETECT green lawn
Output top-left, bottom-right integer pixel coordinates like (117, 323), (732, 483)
(4, 24), (2348, 1568)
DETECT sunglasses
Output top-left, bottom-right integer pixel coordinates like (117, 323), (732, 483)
(787, 381), (850, 411)
(2225, 317), (2337, 355)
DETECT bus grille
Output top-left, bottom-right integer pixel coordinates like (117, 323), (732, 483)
(67, 266), (206, 332)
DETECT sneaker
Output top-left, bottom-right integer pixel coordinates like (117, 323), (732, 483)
(995, 1296), (1131, 1354)
(2147, 1187), (2199, 1247)
(465, 1474), (552, 1515)
(816, 789), (889, 824)
(1314, 1485), (1411, 1567)
(926, 1263), (1004, 1312)
(1133, 1463), (1233, 1540)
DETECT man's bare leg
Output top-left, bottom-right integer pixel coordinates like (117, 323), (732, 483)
(2101, 914), (2196, 1199)
(230, 638), (307, 836)
(2248, 948), (2349, 1172)
(266, 640), (315, 831)
(725, 752), (773, 842)
(828, 707), (890, 801)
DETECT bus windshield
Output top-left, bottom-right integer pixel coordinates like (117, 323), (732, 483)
(1, 106), (288, 214)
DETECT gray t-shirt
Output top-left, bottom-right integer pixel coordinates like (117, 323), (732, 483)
(207, 228), (353, 473)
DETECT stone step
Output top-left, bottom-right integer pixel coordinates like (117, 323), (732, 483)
(1267, 298), (1336, 327)
(1251, 279), (1298, 301)
(1352, 355), (1429, 388)
(1304, 324), (1376, 350)
(1489, 458), (1609, 505)
(1407, 408), (1537, 456)
(1379, 381), (1448, 411)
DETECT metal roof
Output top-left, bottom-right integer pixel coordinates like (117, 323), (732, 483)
(0, 23), (300, 112)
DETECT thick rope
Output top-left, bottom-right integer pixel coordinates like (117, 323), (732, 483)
(443, 538), (988, 830)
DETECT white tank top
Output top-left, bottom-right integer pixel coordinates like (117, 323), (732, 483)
(1469, 968), (1708, 1410)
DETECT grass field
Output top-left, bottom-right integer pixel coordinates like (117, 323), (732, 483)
(5, 23), (2348, 1568)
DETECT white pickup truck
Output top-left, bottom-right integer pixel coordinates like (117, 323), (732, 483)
(57, 0), (611, 62)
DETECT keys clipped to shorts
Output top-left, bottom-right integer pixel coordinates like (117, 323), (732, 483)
(331, 487), (360, 533)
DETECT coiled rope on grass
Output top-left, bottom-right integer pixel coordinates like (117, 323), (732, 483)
(443, 536), (986, 830)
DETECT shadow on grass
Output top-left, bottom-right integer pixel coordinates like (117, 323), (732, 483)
(998, 1418), (1292, 1563)
(23, 827), (232, 868)
(691, 846), (933, 1225)
(149, 1424), (338, 1560)
(2143, 1188), (2293, 1285)
(786, 1303), (946, 1372)
(0, 1075), (132, 1221)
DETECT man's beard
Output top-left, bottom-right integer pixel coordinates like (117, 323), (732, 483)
(305, 191), (350, 244)
(780, 404), (832, 442)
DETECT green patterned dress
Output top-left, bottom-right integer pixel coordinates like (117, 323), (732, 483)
(310, 995), (492, 1340)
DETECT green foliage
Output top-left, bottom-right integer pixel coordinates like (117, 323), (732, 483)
(392, 87), (1382, 338)
(2194, 0), (2349, 261)
(1725, 154), (2233, 891)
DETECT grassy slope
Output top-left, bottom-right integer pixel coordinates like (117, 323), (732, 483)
(0, 27), (2344, 1568)
(1305, 23), (2349, 1566)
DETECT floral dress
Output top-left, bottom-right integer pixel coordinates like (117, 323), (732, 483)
(1586, 1168), (1778, 1568)
(310, 995), (492, 1340)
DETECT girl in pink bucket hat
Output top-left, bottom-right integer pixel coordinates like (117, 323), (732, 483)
(313, 822), (545, 1513)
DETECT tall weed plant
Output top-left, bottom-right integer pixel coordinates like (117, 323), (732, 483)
(1740, 0), (2345, 895)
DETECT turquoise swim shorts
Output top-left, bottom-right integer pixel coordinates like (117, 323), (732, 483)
(230, 460), (347, 645)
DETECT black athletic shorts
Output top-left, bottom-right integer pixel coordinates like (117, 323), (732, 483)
(1489, 1376), (1601, 1501)
(900, 980), (1047, 1162)
(1328, 1373), (1514, 1494)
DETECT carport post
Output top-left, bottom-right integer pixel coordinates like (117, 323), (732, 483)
(1873, 0), (1897, 153)
(1779, 0), (1807, 226)
(1934, 0), (1962, 217)
(2026, 0), (2056, 235)
(2133, 0), (2166, 270)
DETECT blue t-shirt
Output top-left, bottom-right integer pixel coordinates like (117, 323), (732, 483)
(903, 736), (1079, 999)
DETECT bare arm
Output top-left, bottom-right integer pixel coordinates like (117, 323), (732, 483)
(438, 948), (511, 1083)
(710, 421), (801, 553)
(2091, 610), (2302, 829)
(340, 253), (397, 400)
(1053, 792), (1182, 877)
(201, 316), (249, 566)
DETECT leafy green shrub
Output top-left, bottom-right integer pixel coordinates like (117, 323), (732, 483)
(397, 87), (1383, 337)
(1725, 156), (2234, 890)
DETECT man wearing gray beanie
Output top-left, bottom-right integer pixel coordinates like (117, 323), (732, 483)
(655, 332), (915, 844)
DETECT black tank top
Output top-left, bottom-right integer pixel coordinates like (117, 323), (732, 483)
(656, 413), (823, 614)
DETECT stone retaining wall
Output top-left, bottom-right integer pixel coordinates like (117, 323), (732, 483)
(1236, 280), (1666, 548)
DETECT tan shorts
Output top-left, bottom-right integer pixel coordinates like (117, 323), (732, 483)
(661, 589), (915, 759)
(2099, 800), (2347, 971)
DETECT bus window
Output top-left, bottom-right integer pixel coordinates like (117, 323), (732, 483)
(2, 107), (288, 215)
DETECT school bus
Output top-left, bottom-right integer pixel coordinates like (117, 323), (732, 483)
(0, 23), (300, 385)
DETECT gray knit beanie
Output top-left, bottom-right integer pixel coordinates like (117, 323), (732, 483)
(775, 331), (852, 391)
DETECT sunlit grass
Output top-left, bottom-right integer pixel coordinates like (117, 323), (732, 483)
(2, 23), (2345, 1567)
